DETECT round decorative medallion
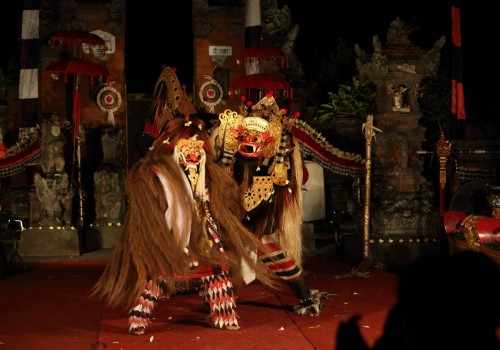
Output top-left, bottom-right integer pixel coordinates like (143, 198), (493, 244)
(97, 86), (122, 125)
(198, 79), (223, 112)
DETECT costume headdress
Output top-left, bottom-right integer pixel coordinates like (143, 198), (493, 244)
(487, 183), (500, 208)
(145, 66), (197, 138)
(217, 92), (299, 185)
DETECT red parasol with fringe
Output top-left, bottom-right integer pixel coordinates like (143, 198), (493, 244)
(50, 29), (106, 53)
(44, 57), (110, 144)
(47, 29), (110, 229)
(238, 46), (287, 68)
(231, 73), (292, 99)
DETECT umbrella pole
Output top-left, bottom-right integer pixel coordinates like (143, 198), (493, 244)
(76, 135), (84, 229)
(74, 134), (85, 255)
(73, 75), (84, 253)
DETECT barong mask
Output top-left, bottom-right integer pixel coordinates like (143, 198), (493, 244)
(217, 93), (297, 184)
(174, 135), (207, 198)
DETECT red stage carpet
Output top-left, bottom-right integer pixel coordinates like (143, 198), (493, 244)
(2, 253), (497, 349)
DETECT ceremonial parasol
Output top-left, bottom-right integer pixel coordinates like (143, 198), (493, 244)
(50, 29), (106, 53)
(47, 28), (110, 140)
(237, 46), (287, 68)
(238, 46), (285, 58)
(44, 57), (110, 143)
(46, 28), (110, 231)
(232, 44), (291, 99)
(231, 73), (292, 98)
(45, 57), (110, 83)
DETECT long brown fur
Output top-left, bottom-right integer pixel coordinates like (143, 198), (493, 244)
(237, 137), (304, 270)
(91, 117), (280, 309)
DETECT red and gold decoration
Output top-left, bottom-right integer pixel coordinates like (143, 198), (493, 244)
(198, 77), (223, 113)
(96, 85), (122, 126)
(92, 68), (278, 336)
(44, 28), (111, 229)
(216, 92), (330, 316)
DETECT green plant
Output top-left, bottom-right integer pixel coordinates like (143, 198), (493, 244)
(314, 76), (376, 127)
(418, 72), (451, 131)
(417, 72), (451, 148)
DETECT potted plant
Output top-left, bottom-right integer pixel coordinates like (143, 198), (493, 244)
(313, 76), (376, 153)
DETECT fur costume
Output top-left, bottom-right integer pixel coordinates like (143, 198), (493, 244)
(91, 116), (279, 334)
(215, 93), (329, 316)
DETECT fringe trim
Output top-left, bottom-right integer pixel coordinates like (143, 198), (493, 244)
(258, 241), (301, 280)
(201, 270), (240, 329)
(128, 277), (165, 334)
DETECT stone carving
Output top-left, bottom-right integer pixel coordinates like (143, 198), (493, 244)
(93, 128), (125, 225)
(101, 127), (123, 163)
(386, 17), (411, 45)
(94, 165), (125, 224)
(370, 181), (437, 236)
(355, 17), (445, 113)
(33, 113), (74, 226)
(388, 84), (410, 112)
(374, 125), (425, 175)
(39, 114), (65, 174)
(355, 36), (389, 81)
(34, 173), (74, 226)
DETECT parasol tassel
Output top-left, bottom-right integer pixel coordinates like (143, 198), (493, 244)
(107, 110), (115, 126)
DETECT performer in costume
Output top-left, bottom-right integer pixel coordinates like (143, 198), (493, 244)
(486, 183), (500, 220)
(92, 113), (280, 335)
(215, 92), (329, 316)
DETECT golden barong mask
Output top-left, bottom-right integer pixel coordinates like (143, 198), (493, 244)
(176, 136), (205, 167)
(218, 94), (284, 159)
(174, 135), (207, 197)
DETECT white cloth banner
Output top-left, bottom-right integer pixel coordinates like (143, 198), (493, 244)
(21, 10), (39, 40)
(19, 69), (38, 99)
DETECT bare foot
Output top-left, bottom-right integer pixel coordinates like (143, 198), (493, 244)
(129, 326), (146, 335)
(225, 325), (241, 330)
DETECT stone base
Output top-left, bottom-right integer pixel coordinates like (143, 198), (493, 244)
(369, 239), (448, 270)
(85, 225), (122, 250)
(19, 229), (80, 257)
(336, 228), (448, 269)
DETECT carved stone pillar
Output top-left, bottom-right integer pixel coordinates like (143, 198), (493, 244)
(93, 127), (126, 226)
(32, 113), (74, 227)
(354, 18), (446, 266)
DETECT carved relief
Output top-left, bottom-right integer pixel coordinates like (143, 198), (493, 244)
(39, 114), (66, 174)
(94, 165), (125, 224)
(34, 173), (74, 226)
(93, 128), (126, 224)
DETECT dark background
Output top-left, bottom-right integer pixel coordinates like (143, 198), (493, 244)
(0, 1), (497, 121)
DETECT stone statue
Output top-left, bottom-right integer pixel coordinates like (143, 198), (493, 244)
(101, 128), (123, 163)
(388, 84), (410, 112)
(34, 172), (74, 226)
(39, 114), (66, 174)
(386, 17), (411, 45)
(93, 127), (125, 225)
(94, 165), (125, 224)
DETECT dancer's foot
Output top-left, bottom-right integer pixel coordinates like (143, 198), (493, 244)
(225, 324), (241, 330)
(129, 326), (146, 335)
(293, 289), (330, 316)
